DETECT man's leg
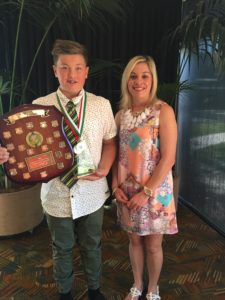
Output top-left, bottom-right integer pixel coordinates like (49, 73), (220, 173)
(75, 205), (104, 290)
(46, 213), (75, 294)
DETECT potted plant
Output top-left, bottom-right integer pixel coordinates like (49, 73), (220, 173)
(170, 0), (225, 74)
(162, 0), (225, 208)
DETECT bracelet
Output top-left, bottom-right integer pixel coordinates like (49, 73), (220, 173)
(112, 187), (119, 195)
(143, 186), (153, 197)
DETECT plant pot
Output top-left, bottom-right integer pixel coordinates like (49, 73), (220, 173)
(0, 183), (44, 236)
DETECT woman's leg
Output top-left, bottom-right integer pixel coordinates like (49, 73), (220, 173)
(144, 234), (163, 294)
(125, 232), (145, 299)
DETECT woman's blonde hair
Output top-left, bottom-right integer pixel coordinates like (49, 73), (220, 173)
(120, 55), (158, 110)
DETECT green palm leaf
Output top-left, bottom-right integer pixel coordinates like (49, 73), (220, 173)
(0, 0), (133, 109)
(168, 0), (225, 74)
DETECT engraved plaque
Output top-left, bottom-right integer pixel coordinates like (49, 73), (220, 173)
(17, 162), (26, 169)
(46, 137), (54, 144)
(57, 162), (64, 169)
(27, 149), (35, 156)
(40, 121), (47, 128)
(9, 156), (16, 164)
(3, 131), (11, 139)
(26, 122), (34, 129)
(59, 141), (66, 148)
(51, 120), (59, 127)
(9, 168), (17, 176)
(23, 173), (31, 180)
(0, 104), (74, 183)
(65, 152), (72, 160)
(18, 144), (26, 151)
(15, 127), (23, 134)
(40, 171), (48, 178)
(55, 151), (62, 158)
(6, 144), (15, 151)
(41, 145), (49, 152)
(53, 131), (60, 138)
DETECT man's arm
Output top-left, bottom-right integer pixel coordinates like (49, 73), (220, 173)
(98, 137), (116, 175)
(82, 137), (116, 181)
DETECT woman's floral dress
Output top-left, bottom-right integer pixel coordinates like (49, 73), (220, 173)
(117, 100), (178, 235)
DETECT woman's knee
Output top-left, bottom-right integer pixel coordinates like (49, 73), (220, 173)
(128, 232), (143, 247)
(144, 235), (163, 254)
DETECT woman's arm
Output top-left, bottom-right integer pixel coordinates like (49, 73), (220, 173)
(111, 111), (121, 190)
(111, 110), (128, 203)
(128, 103), (177, 210)
(144, 103), (177, 191)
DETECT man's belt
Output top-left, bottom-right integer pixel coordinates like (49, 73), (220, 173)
(0, 104), (74, 183)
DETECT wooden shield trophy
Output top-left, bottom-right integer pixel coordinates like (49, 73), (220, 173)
(0, 104), (74, 183)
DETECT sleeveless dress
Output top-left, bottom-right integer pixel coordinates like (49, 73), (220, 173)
(117, 100), (178, 235)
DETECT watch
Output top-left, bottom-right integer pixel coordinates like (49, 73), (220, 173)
(143, 186), (153, 197)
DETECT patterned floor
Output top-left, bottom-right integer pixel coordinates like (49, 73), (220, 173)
(0, 202), (225, 300)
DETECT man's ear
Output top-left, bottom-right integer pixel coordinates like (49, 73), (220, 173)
(86, 66), (89, 79)
(53, 65), (57, 77)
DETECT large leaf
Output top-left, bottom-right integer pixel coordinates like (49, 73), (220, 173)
(0, 0), (133, 107)
(168, 0), (225, 75)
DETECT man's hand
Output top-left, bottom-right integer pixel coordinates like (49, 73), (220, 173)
(0, 146), (9, 164)
(79, 168), (107, 181)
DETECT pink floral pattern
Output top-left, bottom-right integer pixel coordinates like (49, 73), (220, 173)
(117, 101), (178, 235)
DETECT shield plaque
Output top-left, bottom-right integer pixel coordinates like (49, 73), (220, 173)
(0, 104), (74, 183)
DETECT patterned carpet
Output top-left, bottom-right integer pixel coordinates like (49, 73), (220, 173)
(0, 202), (225, 300)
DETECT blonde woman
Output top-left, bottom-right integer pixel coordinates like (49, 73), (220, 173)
(112, 56), (178, 300)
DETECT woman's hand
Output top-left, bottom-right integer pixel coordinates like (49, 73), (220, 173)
(113, 187), (129, 204)
(127, 191), (149, 210)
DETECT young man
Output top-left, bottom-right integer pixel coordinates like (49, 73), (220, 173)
(33, 39), (117, 300)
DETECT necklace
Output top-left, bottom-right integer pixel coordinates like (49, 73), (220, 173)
(131, 104), (148, 117)
(121, 106), (151, 130)
(131, 108), (146, 117)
